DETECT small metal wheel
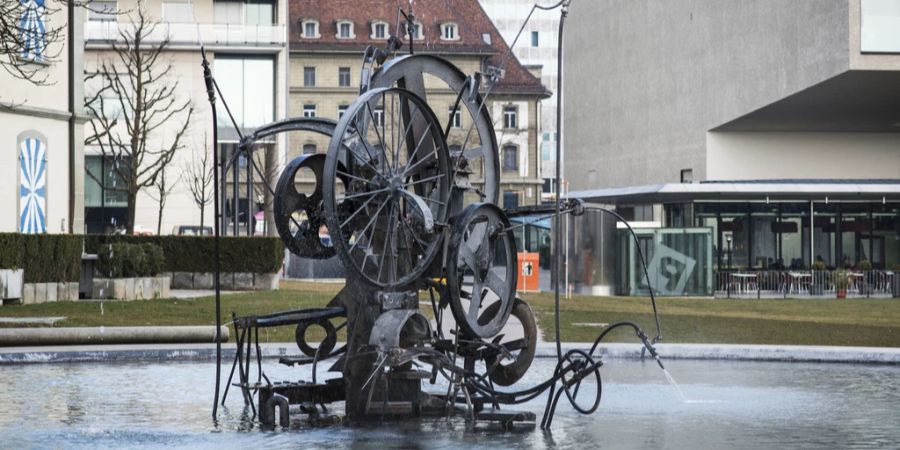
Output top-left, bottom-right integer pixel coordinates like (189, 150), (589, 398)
(480, 297), (537, 386)
(323, 87), (451, 288)
(446, 203), (517, 338)
(269, 117), (338, 259)
(274, 154), (340, 259)
(295, 318), (337, 358)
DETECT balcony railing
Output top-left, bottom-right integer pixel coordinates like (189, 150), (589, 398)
(714, 269), (898, 299)
(85, 21), (285, 47)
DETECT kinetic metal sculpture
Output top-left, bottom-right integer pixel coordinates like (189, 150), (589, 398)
(204, 1), (665, 430)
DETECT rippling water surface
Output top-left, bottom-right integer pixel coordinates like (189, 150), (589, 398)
(1, 357), (898, 449)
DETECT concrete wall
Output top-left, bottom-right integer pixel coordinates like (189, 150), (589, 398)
(563, 0), (851, 191)
(707, 131), (900, 180)
(0, 0), (85, 233)
(83, 0), (289, 234)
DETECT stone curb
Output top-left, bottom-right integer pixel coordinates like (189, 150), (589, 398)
(1, 341), (899, 365)
(0, 326), (229, 347)
(537, 342), (900, 364)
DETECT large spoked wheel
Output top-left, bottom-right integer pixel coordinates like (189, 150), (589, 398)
(371, 54), (499, 204)
(323, 87), (451, 289)
(446, 203), (517, 338)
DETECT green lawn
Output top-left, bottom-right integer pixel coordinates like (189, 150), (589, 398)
(1, 280), (898, 347)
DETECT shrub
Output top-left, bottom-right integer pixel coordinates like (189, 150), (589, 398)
(142, 243), (165, 276)
(0, 233), (81, 282)
(858, 260), (872, 271)
(0, 233), (23, 270)
(85, 235), (283, 274)
(812, 260), (826, 271)
(833, 270), (851, 290)
(97, 242), (165, 278)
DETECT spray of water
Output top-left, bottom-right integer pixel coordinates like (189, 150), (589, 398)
(661, 367), (719, 405)
(662, 368), (688, 402)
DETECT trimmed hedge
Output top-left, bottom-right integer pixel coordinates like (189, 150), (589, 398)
(97, 242), (166, 278)
(0, 233), (82, 282)
(84, 235), (283, 274)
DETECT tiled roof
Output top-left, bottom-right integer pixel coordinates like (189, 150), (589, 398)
(289, 0), (549, 96)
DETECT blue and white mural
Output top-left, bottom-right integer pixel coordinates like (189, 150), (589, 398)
(19, 0), (46, 61)
(19, 136), (47, 234)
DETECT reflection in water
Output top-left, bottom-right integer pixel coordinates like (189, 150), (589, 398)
(0, 358), (898, 449)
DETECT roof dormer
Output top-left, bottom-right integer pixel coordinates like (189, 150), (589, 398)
(440, 22), (459, 41)
(336, 19), (356, 39)
(300, 19), (320, 39)
(370, 20), (389, 40)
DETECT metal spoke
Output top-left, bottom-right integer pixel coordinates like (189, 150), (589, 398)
(403, 150), (439, 179)
(485, 269), (510, 302)
(349, 197), (391, 255)
(336, 169), (373, 184)
(366, 100), (392, 173)
(395, 105), (421, 168)
(404, 173), (443, 188)
(458, 244), (478, 272)
(377, 202), (396, 284)
(340, 189), (383, 228)
(401, 123), (436, 177)
(339, 187), (390, 201)
(468, 279), (484, 319)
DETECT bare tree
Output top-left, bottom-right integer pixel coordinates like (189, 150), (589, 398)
(185, 134), (214, 229)
(251, 144), (280, 237)
(1, 0), (66, 89)
(84, 4), (193, 234)
(147, 166), (178, 235)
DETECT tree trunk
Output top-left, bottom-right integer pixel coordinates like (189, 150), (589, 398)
(200, 205), (205, 229)
(264, 146), (278, 237)
(157, 201), (164, 235)
(126, 190), (138, 234)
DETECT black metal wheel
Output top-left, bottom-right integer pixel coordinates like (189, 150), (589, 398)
(323, 87), (451, 288)
(270, 118), (338, 259)
(480, 297), (537, 386)
(295, 317), (337, 358)
(274, 154), (339, 259)
(446, 203), (517, 338)
(371, 54), (499, 205)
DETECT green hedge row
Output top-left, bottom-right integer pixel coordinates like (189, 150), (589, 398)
(97, 243), (166, 278)
(0, 233), (82, 282)
(84, 235), (284, 274)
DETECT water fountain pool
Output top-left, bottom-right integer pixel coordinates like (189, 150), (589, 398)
(1, 357), (897, 449)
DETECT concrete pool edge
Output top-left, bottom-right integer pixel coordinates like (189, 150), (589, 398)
(1, 342), (899, 365)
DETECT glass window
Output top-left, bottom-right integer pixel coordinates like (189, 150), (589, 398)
(162, 2), (193, 23)
(448, 106), (461, 128)
(302, 144), (316, 155)
(503, 106), (517, 129)
(502, 145), (518, 171)
(338, 67), (351, 87)
(338, 21), (353, 38)
(861, 0), (900, 52)
(531, 31), (539, 47)
(373, 22), (386, 39)
(373, 106), (384, 128)
(503, 191), (519, 209)
(442, 23), (457, 40)
(214, 1), (242, 24)
(89, 0), (117, 21)
(303, 104), (316, 118)
(680, 168), (693, 183)
(244, 0), (274, 26)
(338, 104), (349, 118)
(84, 155), (129, 208)
(304, 67), (316, 86)
(214, 56), (274, 129)
(303, 21), (318, 38)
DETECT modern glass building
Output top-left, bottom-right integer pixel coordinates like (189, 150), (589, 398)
(562, 1), (900, 297)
